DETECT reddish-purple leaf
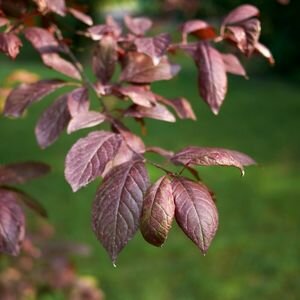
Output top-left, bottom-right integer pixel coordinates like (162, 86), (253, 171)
(0, 162), (50, 185)
(117, 86), (156, 108)
(1, 187), (47, 218)
(172, 146), (256, 175)
(0, 17), (9, 28)
(181, 20), (216, 43)
(222, 4), (260, 26)
(24, 27), (81, 79)
(41, 53), (81, 80)
(67, 87), (89, 117)
(221, 53), (247, 77)
(171, 177), (218, 254)
(0, 189), (26, 256)
(120, 52), (180, 84)
(124, 15), (152, 36)
(106, 15), (122, 37)
(255, 42), (275, 65)
(0, 32), (22, 59)
(112, 120), (146, 153)
(145, 147), (174, 159)
(134, 33), (171, 65)
(224, 25), (247, 51)
(45, 0), (66, 16)
(240, 18), (261, 56)
(158, 96), (196, 120)
(141, 176), (175, 247)
(67, 111), (106, 134)
(24, 27), (61, 54)
(4, 79), (65, 117)
(194, 42), (227, 115)
(92, 35), (117, 84)
(87, 24), (116, 41)
(68, 7), (93, 26)
(65, 131), (122, 192)
(92, 159), (149, 264)
(35, 94), (71, 148)
(125, 103), (176, 123)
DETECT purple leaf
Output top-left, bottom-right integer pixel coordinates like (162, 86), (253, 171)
(92, 35), (117, 84)
(222, 4), (260, 26)
(67, 111), (106, 134)
(0, 32), (22, 59)
(134, 33), (171, 65)
(65, 131), (122, 192)
(1, 187), (47, 218)
(145, 147), (174, 159)
(172, 146), (256, 175)
(255, 42), (275, 65)
(4, 79), (65, 117)
(171, 177), (218, 254)
(120, 52), (180, 84)
(158, 96), (196, 120)
(35, 93), (71, 148)
(0, 189), (26, 256)
(106, 15), (122, 37)
(24, 27), (61, 54)
(44, 0), (66, 16)
(221, 53), (247, 77)
(124, 15), (152, 36)
(68, 7), (93, 26)
(125, 103), (176, 123)
(87, 24), (116, 41)
(141, 176), (175, 247)
(112, 120), (146, 153)
(67, 87), (89, 117)
(181, 20), (216, 43)
(92, 159), (149, 264)
(24, 27), (81, 79)
(41, 53), (81, 80)
(117, 86), (156, 108)
(194, 42), (227, 115)
(0, 161), (50, 185)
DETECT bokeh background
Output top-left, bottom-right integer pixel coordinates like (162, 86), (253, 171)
(1, 0), (300, 299)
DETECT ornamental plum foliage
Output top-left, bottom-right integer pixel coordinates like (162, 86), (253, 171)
(0, 1), (273, 264)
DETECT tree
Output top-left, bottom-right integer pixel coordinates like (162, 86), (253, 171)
(0, 1), (273, 265)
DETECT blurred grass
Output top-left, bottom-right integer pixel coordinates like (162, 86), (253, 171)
(0, 60), (299, 300)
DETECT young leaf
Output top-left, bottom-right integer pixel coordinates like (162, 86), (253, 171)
(0, 32), (22, 59)
(24, 27), (61, 54)
(171, 177), (218, 254)
(0, 162), (50, 185)
(44, 0), (66, 16)
(255, 42), (275, 65)
(221, 53), (247, 77)
(194, 42), (227, 115)
(112, 120), (146, 153)
(0, 189), (26, 256)
(24, 27), (81, 79)
(181, 20), (216, 43)
(120, 52), (180, 84)
(125, 103), (176, 123)
(141, 176), (175, 247)
(65, 131), (122, 192)
(67, 87), (89, 117)
(87, 24), (116, 41)
(172, 146), (256, 175)
(124, 15), (152, 36)
(222, 4), (259, 26)
(117, 86), (156, 108)
(67, 111), (106, 134)
(92, 159), (149, 264)
(92, 35), (117, 84)
(68, 7), (93, 26)
(157, 96), (196, 120)
(41, 53), (81, 80)
(35, 93), (71, 148)
(1, 187), (47, 218)
(134, 33), (171, 65)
